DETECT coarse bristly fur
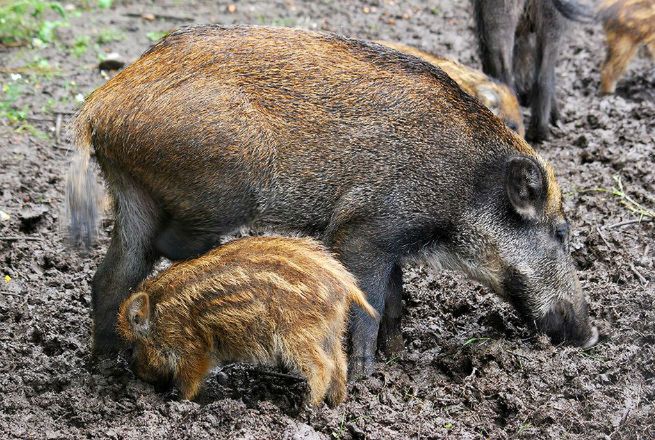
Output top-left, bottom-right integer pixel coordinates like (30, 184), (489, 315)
(66, 25), (597, 376)
(117, 235), (378, 406)
(598, 0), (655, 94)
(376, 40), (525, 137)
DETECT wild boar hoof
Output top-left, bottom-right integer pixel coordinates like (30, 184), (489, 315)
(348, 356), (374, 380)
(526, 124), (551, 142)
(582, 326), (599, 349)
(380, 333), (405, 357)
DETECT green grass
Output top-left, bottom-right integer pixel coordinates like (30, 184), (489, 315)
(8, 56), (60, 77)
(517, 421), (533, 435)
(1, 79), (47, 138)
(1, 1), (118, 46)
(0, 0), (67, 45)
(77, 0), (112, 10)
(577, 345), (605, 362)
(605, 176), (655, 221)
(463, 337), (491, 347)
(146, 31), (169, 42)
(385, 354), (401, 365)
(71, 35), (91, 57)
(1, 80), (28, 123)
(331, 413), (347, 439)
(583, 176), (655, 224)
(96, 28), (124, 45)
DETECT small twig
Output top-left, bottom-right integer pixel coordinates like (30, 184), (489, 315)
(256, 369), (303, 382)
(507, 350), (531, 360)
(0, 67), (25, 73)
(630, 263), (648, 286)
(1, 291), (22, 297)
(26, 116), (55, 123)
(55, 113), (63, 144)
(465, 366), (478, 380)
(644, 245), (650, 259)
(217, 364), (302, 382)
(609, 385), (642, 438)
(605, 218), (654, 229)
(0, 236), (44, 241)
(123, 12), (195, 22)
(0, 41), (27, 49)
(596, 226), (612, 249)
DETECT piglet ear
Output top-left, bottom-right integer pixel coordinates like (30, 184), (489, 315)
(505, 156), (547, 221)
(125, 292), (151, 338)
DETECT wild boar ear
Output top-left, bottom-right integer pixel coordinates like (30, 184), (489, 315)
(476, 85), (500, 115)
(505, 156), (547, 221)
(126, 292), (151, 338)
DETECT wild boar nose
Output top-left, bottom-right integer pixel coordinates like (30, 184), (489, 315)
(582, 326), (599, 349)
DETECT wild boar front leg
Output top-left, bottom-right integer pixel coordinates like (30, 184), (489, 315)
(325, 226), (395, 378)
(91, 179), (160, 355)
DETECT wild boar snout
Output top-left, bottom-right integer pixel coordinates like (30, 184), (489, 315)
(535, 297), (599, 349)
(500, 261), (599, 349)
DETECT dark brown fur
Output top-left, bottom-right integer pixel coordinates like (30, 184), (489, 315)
(117, 235), (377, 405)
(599, 0), (655, 94)
(67, 26), (597, 376)
(376, 41), (525, 137)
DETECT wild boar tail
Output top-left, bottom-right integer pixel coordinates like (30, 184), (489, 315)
(348, 285), (379, 320)
(64, 115), (103, 250)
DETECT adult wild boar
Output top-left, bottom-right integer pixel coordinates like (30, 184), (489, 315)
(66, 26), (598, 376)
(472, 0), (593, 141)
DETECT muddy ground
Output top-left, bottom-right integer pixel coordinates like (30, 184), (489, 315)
(1, 0), (654, 438)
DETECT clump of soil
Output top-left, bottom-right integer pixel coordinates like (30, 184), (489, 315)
(1, 1), (653, 438)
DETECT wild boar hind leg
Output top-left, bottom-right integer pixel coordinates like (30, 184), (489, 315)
(527, 1), (566, 142)
(91, 175), (161, 355)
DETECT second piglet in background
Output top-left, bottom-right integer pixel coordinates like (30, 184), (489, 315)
(599, 0), (655, 94)
(117, 236), (378, 406)
(376, 40), (525, 137)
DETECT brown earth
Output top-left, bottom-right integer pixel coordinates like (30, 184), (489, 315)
(1, 1), (653, 438)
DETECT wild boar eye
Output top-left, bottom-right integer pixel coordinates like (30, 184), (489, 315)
(554, 222), (569, 245)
